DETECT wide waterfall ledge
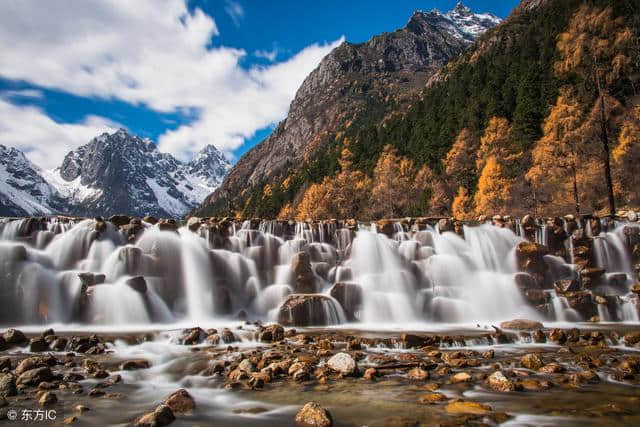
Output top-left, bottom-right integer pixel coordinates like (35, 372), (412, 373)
(0, 215), (639, 329)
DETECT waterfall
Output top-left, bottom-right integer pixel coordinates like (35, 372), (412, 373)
(0, 216), (638, 327)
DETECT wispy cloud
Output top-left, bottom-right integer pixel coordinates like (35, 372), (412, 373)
(0, 99), (120, 169)
(254, 47), (279, 62)
(1, 89), (44, 99)
(224, 0), (244, 27)
(0, 0), (341, 165)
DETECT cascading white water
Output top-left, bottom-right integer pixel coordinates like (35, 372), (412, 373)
(0, 216), (638, 327)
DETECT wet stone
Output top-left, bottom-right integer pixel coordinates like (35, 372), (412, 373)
(295, 402), (333, 427)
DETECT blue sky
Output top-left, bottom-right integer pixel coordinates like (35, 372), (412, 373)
(0, 1), (518, 169)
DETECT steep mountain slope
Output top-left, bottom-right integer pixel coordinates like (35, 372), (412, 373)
(197, 0), (640, 219)
(43, 129), (231, 218)
(195, 3), (501, 216)
(0, 145), (65, 216)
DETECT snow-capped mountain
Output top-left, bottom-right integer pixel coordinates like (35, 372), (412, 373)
(416, 2), (502, 44)
(0, 144), (65, 216)
(1, 130), (230, 218)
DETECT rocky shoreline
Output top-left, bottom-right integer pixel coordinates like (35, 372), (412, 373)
(1, 322), (640, 426)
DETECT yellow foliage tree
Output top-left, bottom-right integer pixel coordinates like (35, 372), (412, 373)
(368, 145), (415, 218)
(277, 203), (294, 220)
(555, 4), (635, 214)
(451, 186), (474, 220)
(295, 147), (371, 220)
(474, 156), (512, 216)
(444, 128), (478, 191)
(526, 88), (584, 215)
(612, 105), (640, 207)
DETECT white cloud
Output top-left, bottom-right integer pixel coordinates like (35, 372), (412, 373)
(0, 0), (341, 165)
(254, 48), (279, 62)
(224, 1), (244, 27)
(0, 99), (120, 169)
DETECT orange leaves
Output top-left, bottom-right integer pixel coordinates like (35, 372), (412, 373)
(452, 186), (474, 221)
(474, 156), (512, 216)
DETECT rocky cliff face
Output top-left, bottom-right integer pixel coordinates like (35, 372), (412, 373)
(195, 3), (500, 215)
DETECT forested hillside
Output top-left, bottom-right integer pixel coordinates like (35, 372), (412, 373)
(199, 0), (640, 220)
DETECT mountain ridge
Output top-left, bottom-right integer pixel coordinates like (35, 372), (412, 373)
(194, 2), (501, 216)
(1, 129), (231, 218)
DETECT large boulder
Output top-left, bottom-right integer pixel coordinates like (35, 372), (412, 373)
(277, 295), (343, 327)
(2, 329), (28, 346)
(326, 353), (357, 376)
(329, 282), (362, 321)
(291, 252), (316, 293)
(0, 373), (17, 397)
(257, 324), (285, 342)
(515, 242), (549, 286)
(295, 402), (333, 427)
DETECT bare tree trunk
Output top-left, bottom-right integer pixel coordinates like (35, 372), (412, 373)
(594, 65), (616, 216)
(571, 157), (580, 215)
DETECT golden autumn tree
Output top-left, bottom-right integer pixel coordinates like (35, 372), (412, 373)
(368, 145), (415, 218)
(612, 105), (640, 207)
(526, 88), (584, 215)
(451, 186), (474, 220)
(277, 203), (294, 220)
(474, 157), (512, 216)
(473, 117), (524, 216)
(555, 4), (636, 215)
(444, 128), (478, 191)
(295, 147), (371, 220)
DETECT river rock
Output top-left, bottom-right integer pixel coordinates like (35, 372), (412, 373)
(515, 241), (549, 285)
(450, 372), (472, 383)
(624, 332), (640, 346)
(521, 353), (543, 370)
(3, 329), (28, 345)
(38, 391), (57, 406)
(135, 404), (175, 427)
(0, 373), (17, 397)
(488, 371), (516, 392)
(445, 401), (491, 415)
(163, 389), (195, 413)
(17, 367), (53, 386)
(29, 337), (49, 352)
(499, 319), (543, 330)
(407, 367), (430, 380)
(120, 359), (150, 371)
(329, 282), (362, 321)
(419, 392), (447, 404)
(327, 352), (357, 376)
(125, 276), (148, 293)
(291, 252), (316, 293)
(15, 357), (49, 375)
(277, 295), (342, 327)
(295, 402), (333, 427)
(257, 324), (284, 342)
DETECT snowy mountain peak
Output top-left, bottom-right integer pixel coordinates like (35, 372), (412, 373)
(0, 144), (64, 216)
(0, 129), (232, 218)
(452, 2), (472, 16)
(415, 3), (501, 43)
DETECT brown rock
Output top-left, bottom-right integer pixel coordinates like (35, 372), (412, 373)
(407, 367), (429, 380)
(450, 372), (472, 383)
(120, 359), (150, 371)
(499, 319), (543, 330)
(445, 401), (492, 415)
(520, 353), (543, 370)
(419, 392), (447, 404)
(38, 391), (57, 406)
(488, 371), (516, 392)
(295, 402), (333, 427)
(135, 404), (175, 427)
(164, 389), (195, 413)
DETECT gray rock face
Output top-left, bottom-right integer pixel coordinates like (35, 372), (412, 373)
(195, 3), (500, 215)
